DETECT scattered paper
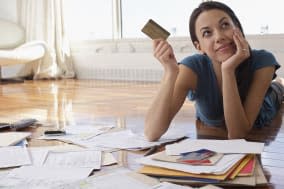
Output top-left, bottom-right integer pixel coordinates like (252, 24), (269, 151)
(0, 146), (31, 168)
(8, 166), (93, 181)
(71, 129), (186, 150)
(0, 132), (31, 147)
(102, 152), (117, 166)
(151, 182), (193, 189)
(43, 150), (101, 169)
(55, 168), (159, 189)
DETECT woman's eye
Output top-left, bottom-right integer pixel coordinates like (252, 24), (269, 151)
(221, 22), (230, 29)
(202, 30), (211, 37)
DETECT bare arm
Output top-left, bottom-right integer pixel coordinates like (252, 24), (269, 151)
(222, 29), (275, 139)
(222, 66), (274, 139)
(144, 40), (196, 141)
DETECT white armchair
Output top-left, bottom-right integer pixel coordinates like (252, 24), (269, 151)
(0, 19), (45, 84)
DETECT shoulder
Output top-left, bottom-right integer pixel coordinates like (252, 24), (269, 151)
(251, 49), (276, 61)
(251, 49), (280, 69)
(179, 54), (211, 73)
(180, 53), (209, 64)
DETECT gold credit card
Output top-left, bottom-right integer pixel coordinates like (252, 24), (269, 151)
(141, 19), (170, 40)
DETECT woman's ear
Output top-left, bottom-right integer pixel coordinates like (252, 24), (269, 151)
(194, 41), (205, 54)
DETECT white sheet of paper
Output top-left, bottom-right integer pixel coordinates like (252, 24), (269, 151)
(29, 145), (109, 167)
(56, 169), (158, 189)
(0, 146), (31, 168)
(66, 124), (114, 136)
(200, 185), (223, 189)
(72, 129), (186, 150)
(0, 170), (10, 177)
(38, 125), (114, 142)
(102, 152), (117, 166)
(165, 139), (264, 155)
(28, 148), (49, 166)
(43, 150), (101, 169)
(0, 177), (73, 189)
(0, 132), (31, 146)
(151, 182), (194, 189)
(8, 166), (93, 181)
(0, 148), (97, 189)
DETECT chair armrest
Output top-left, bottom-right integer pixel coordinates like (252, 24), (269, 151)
(0, 41), (46, 66)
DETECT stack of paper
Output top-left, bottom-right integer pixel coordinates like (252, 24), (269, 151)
(136, 139), (267, 187)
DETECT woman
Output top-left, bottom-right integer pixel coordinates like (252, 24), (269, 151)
(144, 1), (284, 141)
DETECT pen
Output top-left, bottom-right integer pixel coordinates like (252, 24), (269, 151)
(144, 145), (159, 156)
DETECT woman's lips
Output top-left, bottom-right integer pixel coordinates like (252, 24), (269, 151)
(216, 44), (231, 52)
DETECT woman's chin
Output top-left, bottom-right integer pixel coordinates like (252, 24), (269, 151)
(218, 53), (233, 63)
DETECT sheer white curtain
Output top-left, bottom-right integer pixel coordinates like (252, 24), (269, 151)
(17, 0), (75, 79)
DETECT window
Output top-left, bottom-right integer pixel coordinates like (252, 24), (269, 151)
(64, 0), (113, 40)
(121, 0), (201, 38)
(64, 0), (284, 40)
(212, 0), (284, 34)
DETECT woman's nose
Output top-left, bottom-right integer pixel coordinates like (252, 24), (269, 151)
(214, 30), (225, 43)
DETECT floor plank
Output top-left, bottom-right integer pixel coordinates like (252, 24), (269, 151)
(1, 79), (284, 189)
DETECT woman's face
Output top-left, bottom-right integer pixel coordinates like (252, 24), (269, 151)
(194, 9), (237, 63)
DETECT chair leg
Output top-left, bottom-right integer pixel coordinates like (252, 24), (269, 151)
(0, 78), (24, 84)
(0, 67), (24, 84)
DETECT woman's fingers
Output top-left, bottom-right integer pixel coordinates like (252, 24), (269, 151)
(233, 31), (241, 50)
(153, 39), (162, 49)
(233, 29), (250, 57)
(158, 43), (170, 57)
(153, 39), (171, 60)
(235, 30), (249, 49)
(152, 39), (177, 70)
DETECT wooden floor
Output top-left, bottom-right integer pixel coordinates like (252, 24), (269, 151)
(1, 79), (284, 188)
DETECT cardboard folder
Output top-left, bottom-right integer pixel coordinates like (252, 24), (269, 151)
(139, 157), (267, 187)
(138, 158), (243, 182)
(228, 154), (255, 179)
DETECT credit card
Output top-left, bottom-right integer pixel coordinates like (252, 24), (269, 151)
(141, 19), (170, 40)
(178, 149), (216, 161)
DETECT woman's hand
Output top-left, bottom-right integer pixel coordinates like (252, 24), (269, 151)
(153, 39), (179, 74)
(222, 28), (250, 71)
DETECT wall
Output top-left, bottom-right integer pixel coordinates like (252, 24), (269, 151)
(0, 0), (17, 22)
(0, 0), (24, 78)
(71, 35), (284, 81)
(71, 38), (193, 81)
(1, 1), (284, 81)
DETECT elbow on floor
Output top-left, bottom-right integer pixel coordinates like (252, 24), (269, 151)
(144, 130), (161, 142)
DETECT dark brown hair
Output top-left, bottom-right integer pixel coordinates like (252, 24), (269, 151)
(189, 1), (244, 45)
